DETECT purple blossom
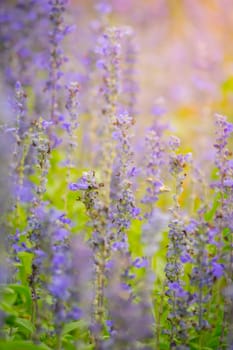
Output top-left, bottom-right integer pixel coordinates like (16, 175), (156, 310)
(49, 274), (71, 301)
(132, 206), (140, 217)
(59, 214), (71, 225)
(45, 0), (70, 122)
(69, 179), (89, 191)
(127, 166), (139, 177)
(95, 2), (112, 15)
(141, 123), (167, 206)
(185, 219), (198, 234)
(52, 227), (69, 242)
(67, 306), (82, 321)
(168, 135), (180, 150)
(42, 120), (53, 129)
(112, 241), (128, 251)
(212, 262), (224, 278)
(14, 180), (33, 203)
(180, 253), (192, 263)
(223, 179), (233, 188)
(142, 208), (169, 256)
(109, 110), (139, 251)
(151, 97), (167, 116)
(133, 257), (148, 268)
(34, 249), (47, 265)
(52, 250), (67, 269)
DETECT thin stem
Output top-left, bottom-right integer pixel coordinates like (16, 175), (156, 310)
(156, 282), (165, 350)
(56, 332), (62, 350)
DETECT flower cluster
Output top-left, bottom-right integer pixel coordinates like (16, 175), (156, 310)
(164, 137), (192, 348)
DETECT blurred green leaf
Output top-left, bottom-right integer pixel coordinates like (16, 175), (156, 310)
(8, 284), (32, 312)
(14, 317), (35, 334)
(0, 286), (17, 306)
(0, 341), (52, 350)
(62, 320), (86, 336)
(18, 252), (33, 285)
(222, 76), (233, 94)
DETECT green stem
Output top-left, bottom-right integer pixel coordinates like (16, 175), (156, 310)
(56, 332), (62, 350)
(156, 282), (165, 350)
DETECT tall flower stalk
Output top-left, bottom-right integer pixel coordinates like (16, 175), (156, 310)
(96, 27), (122, 207)
(213, 114), (233, 347)
(5, 82), (30, 227)
(69, 171), (107, 344)
(141, 120), (169, 348)
(72, 26), (133, 339)
(26, 120), (51, 330)
(109, 111), (139, 252)
(62, 81), (79, 211)
(0, 88), (13, 316)
(45, 0), (70, 124)
(121, 27), (138, 118)
(2, 82), (32, 271)
(164, 136), (192, 349)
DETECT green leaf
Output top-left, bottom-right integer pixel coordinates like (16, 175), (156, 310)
(62, 320), (86, 336)
(204, 194), (219, 221)
(222, 76), (233, 94)
(14, 318), (35, 334)
(0, 287), (17, 305)
(18, 252), (33, 284)
(8, 284), (32, 311)
(0, 341), (52, 350)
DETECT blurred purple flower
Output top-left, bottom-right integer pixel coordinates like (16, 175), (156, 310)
(133, 257), (148, 268)
(69, 178), (89, 191)
(212, 262), (224, 278)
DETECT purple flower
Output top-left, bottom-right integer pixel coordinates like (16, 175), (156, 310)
(168, 281), (180, 290)
(15, 81), (21, 90)
(68, 306), (82, 320)
(69, 179), (89, 191)
(133, 257), (148, 268)
(207, 227), (218, 244)
(223, 179), (233, 187)
(127, 166), (139, 177)
(185, 219), (198, 233)
(227, 159), (233, 168)
(34, 249), (47, 265)
(181, 253), (192, 263)
(212, 262), (224, 278)
(151, 98), (167, 116)
(168, 282), (188, 298)
(12, 243), (21, 254)
(49, 274), (71, 300)
(106, 319), (113, 328)
(168, 135), (180, 150)
(42, 120), (53, 129)
(53, 228), (69, 242)
(141, 124), (167, 206)
(112, 241), (128, 251)
(95, 2), (112, 14)
(59, 214), (71, 225)
(106, 260), (114, 269)
(106, 319), (115, 335)
(142, 208), (169, 256)
(14, 180), (33, 203)
(63, 24), (76, 35)
(46, 0), (69, 122)
(52, 251), (67, 268)
(132, 206), (140, 217)
(224, 122), (233, 136)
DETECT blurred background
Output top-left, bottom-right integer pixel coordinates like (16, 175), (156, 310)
(70, 0), (233, 166)
(1, 0), (233, 163)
